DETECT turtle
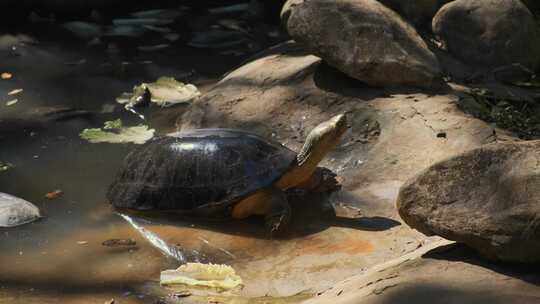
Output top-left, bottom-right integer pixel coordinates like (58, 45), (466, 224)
(107, 114), (347, 233)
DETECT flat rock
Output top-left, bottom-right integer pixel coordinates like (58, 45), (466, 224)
(284, 0), (442, 88)
(397, 141), (540, 263)
(432, 0), (540, 70)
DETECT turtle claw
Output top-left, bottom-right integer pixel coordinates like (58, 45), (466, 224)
(265, 214), (285, 237)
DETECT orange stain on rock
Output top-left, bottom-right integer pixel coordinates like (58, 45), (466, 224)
(293, 233), (374, 255)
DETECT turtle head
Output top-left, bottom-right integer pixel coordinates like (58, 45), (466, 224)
(297, 114), (347, 166)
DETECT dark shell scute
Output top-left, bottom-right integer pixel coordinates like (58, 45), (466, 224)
(107, 129), (296, 214)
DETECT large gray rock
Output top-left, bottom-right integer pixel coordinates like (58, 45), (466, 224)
(284, 0), (442, 88)
(378, 0), (452, 27)
(397, 141), (540, 263)
(432, 0), (540, 70)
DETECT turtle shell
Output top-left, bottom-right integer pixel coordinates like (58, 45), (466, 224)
(107, 129), (297, 218)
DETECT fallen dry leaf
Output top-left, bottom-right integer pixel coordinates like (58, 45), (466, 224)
(45, 190), (64, 200)
(77, 241), (89, 245)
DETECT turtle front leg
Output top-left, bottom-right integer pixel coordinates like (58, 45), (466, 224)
(294, 167), (342, 193)
(264, 188), (291, 235)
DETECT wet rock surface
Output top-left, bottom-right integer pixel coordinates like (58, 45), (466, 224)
(283, 0), (442, 88)
(397, 141), (540, 263)
(432, 0), (540, 70)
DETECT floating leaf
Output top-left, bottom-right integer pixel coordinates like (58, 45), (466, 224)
(117, 77), (200, 109)
(80, 120), (154, 144)
(146, 77), (200, 106)
(1, 72), (12, 79)
(160, 263), (243, 291)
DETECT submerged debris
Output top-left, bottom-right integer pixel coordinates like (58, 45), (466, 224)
(79, 119), (155, 144)
(104, 25), (147, 38)
(137, 44), (170, 52)
(189, 30), (247, 49)
(131, 9), (183, 20)
(63, 21), (103, 40)
(160, 263), (243, 291)
(112, 18), (173, 26)
(0, 192), (41, 227)
(102, 238), (137, 247)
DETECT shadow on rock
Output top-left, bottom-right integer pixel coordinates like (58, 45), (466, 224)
(330, 216), (401, 232)
(422, 243), (540, 285)
(313, 61), (452, 97)
(312, 62), (382, 98)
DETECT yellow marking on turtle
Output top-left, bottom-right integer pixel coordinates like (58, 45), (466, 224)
(231, 189), (274, 219)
